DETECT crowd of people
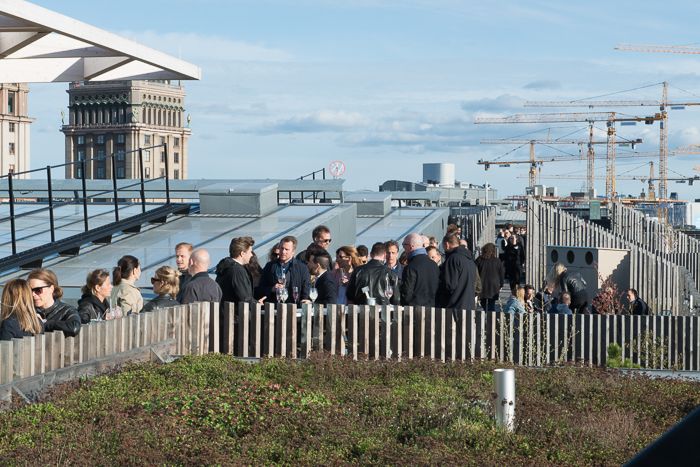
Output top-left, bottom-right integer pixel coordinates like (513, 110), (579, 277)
(0, 222), (649, 342)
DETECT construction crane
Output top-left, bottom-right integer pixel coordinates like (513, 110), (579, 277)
(524, 82), (700, 206)
(480, 136), (641, 189)
(475, 112), (663, 199)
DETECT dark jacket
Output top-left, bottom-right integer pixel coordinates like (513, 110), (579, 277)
(37, 300), (81, 337)
(475, 256), (504, 299)
(629, 297), (649, 316)
(503, 242), (524, 275)
(215, 257), (256, 306)
(77, 293), (110, 323)
(314, 271), (338, 305)
(142, 295), (180, 312)
(0, 315), (40, 341)
(179, 271), (223, 305)
(400, 252), (439, 307)
(257, 258), (311, 304)
(559, 271), (589, 310)
(437, 246), (478, 311)
(346, 259), (400, 305)
(176, 269), (192, 302)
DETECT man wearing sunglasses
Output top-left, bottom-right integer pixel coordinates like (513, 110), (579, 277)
(296, 225), (332, 262)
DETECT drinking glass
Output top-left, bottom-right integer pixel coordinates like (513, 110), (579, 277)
(276, 287), (284, 304)
(276, 270), (286, 286)
(280, 287), (289, 303)
(309, 287), (318, 304)
(293, 286), (299, 304)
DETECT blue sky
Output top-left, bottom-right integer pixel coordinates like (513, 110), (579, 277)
(30, 0), (700, 198)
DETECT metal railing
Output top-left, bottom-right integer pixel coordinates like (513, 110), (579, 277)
(0, 143), (172, 257)
(297, 168), (326, 181)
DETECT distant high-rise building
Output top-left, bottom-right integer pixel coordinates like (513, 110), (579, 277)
(61, 80), (190, 180)
(0, 83), (32, 178)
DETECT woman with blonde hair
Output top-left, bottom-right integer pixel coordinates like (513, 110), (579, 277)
(142, 266), (180, 312)
(333, 246), (362, 305)
(503, 285), (526, 314)
(0, 279), (43, 340)
(545, 261), (590, 314)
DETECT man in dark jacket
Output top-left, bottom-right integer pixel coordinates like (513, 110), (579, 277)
(400, 233), (439, 307)
(257, 236), (311, 305)
(626, 288), (649, 315)
(215, 236), (263, 307)
(296, 225), (332, 262)
(180, 248), (223, 304)
(307, 251), (337, 304)
(346, 242), (400, 305)
(437, 233), (478, 313)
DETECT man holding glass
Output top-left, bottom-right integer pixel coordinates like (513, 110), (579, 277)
(307, 251), (337, 305)
(346, 242), (400, 305)
(258, 236), (311, 305)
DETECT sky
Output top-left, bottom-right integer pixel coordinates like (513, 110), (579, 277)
(27, 0), (700, 199)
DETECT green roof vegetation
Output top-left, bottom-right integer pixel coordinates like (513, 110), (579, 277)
(1, 354), (698, 465)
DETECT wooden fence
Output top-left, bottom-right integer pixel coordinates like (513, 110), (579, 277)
(609, 203), (700, 292)
(451, 206), (497, 254)
(526, 198), (689, 315)
(3, 301), (700, 402)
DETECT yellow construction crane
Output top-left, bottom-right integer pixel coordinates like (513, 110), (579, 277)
(480, 135), (641, 190)
(475, 112), (662, 199)
(524, 82), (700, 206)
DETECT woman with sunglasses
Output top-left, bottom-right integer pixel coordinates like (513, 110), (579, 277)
(0, 279), (44, 341)
(77, 269), (113, 323)
(27, 268), (81, 337)
(142, 266), (180, 312)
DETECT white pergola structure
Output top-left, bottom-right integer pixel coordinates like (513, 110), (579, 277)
(0, 0), (201, 83)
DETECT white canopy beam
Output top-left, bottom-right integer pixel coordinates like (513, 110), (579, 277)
(0, 0), (201, 82)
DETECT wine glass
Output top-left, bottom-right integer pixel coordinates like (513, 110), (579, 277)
(309, 287), (318, 304)
(292, 286), (299, 304)
(384, 279), (394, 302)
(276, 287), (284, 304)
(276, 269), (286, 286)
(280, 287), (289, 304)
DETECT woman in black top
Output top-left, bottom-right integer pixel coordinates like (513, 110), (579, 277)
(78, 269), (113, 323)
(475, 243), (505, 312)
(142, 266), (180, 312)
(28, 268), (81, 337)
(0, 279), (43, 341)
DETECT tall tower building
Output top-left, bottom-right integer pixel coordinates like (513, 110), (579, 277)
(0, 83), (32, 178)
(61, 80), (190, 180)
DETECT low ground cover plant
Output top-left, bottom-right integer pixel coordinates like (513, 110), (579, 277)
(0, 354), (698, 465)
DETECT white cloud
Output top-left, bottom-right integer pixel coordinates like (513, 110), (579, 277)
(258, 110), (370, 133)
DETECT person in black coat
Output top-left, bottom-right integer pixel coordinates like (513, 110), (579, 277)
(142, 266), (181, 312)
(215, 236), (265, 308)
(400, 233), (439, 307)
(626, 288), (649, 315)
(77, 269), (112, 323)
(179, 249), (223, 305)
(475, 243), (504, 312)
(546, 262), (590, 314)
(307, 251), (338, 305)
(346, 242), (400, 305)
(28, 268), (80, 337)
(503, 235), (524, 289)
(0, 279), (43, 341)
(256, 236), (311, 305)
(437, 234), (479, 313)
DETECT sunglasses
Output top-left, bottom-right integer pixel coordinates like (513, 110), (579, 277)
(31, 285), (50, 295)
(150, 277), (162, 285)
(318, 238), (332, 244)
